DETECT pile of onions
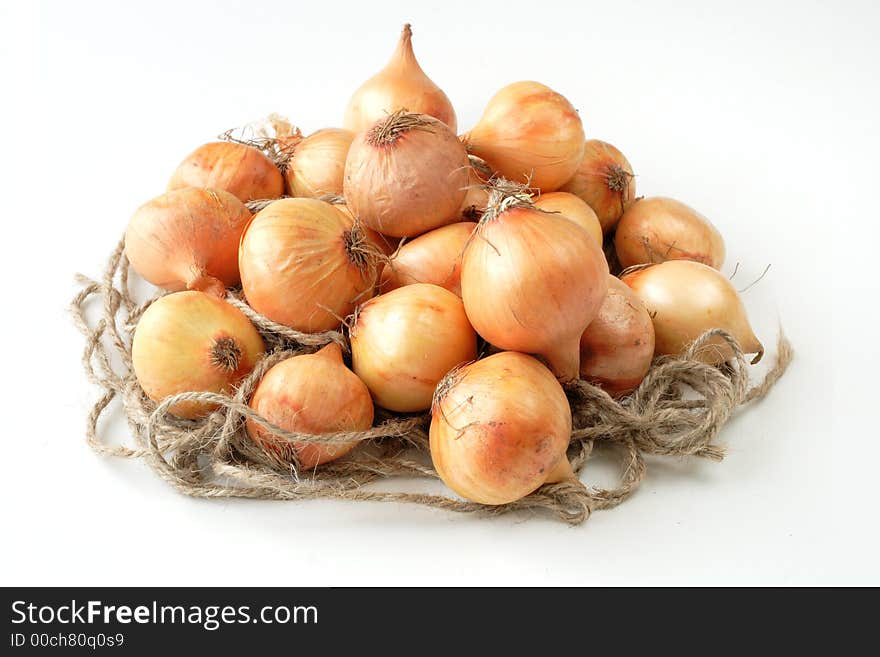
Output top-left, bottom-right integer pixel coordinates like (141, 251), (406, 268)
(238, 198), (379, 332)
(460, 184), (609, 382)
(579, 276), (655, 397)
(344, 24), (457, 134)
(430, 351), (573, 505)
(246, 343), (374, 468)
(351, 283), (477, 412)
(462, 81), (585, 191)
(344, 111), (469, 237)
(285, 128), (354, 198)
(132, 291), (265, 419)
(615, 197), (726, 269)
(167, 141), (284, 202)
(379, 221), (476, 296)
(559, 139), (635, 234)
(125, 187), (252, 298)
(622, 260), (763, 364)
(532, 191), (603, 246)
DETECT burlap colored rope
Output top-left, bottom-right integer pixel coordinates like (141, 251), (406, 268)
(70, 237), (793, 525)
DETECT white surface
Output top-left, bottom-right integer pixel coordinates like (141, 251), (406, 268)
(1, 0), (876, 586)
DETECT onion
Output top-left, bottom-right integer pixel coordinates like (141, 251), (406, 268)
(621, 260), (763, 364)
(238, 198), (379, 332)
(132, 291), (265, 419)
(285, 128), (354, 198)
(559, 139), (635, 233)
(246, 343), (374, 468)
(125, 187), (252, 298)
(533, 191), (603, 246)
(460, 183), (609, 382)
(615, 196), (726, 269)
(351, 283), (477, 412)
(379, 222), (477, 296)
(344, 24), (457, 134)
(430, 351), (573, 505)
(579, 276), (655, 397)
(168, 141), (284, 202)
(462, 81), (585, 192)
(344, 111), (469, 238)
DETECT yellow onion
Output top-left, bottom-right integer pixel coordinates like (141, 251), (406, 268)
(344, 24), (457, 134)
(615, 196), (726, 269)
(285, 128), (354, 198)
(125, 188), (251, 298)
(533, 191), (603, 246)
(351, 283), (477, 412)
(238, 198), (379, 332)
(559, 139), (635, 233)
(579, 276), (655, 397)
(344, 111), (469, 237)
(168, 141), (284, 202)
(132, 291), (265, 419)
(379, 222), (477, 296)
(459, 155), (492, 220)
(462, 81), (585, 191)
(621, 260), (763, 364)
(430, 351), (574, 505)
(246, 343), (374, 468)
(460, 185), (609, 382)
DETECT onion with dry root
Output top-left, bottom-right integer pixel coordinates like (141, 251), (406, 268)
(622, 260), (763, 364)
(344, 24), (457, 134)
(559, 139), (635, 234)
(285, 128), (354, 198)
(351, 283), (477, 412)
(246, 343), (374, 468)
(430, 351), (574, 505)
(379, 221), (476, 296)
(238, 198), (380, 332)
(125, 187), (252, 298)
(533, 191), (603, 246)
(461, 183), (609, 382)
(462, 81), (585, 191)
(132, 291), (265, 419)
(167, 141), (284, 202)
(615, 196), (726, 269)
(579, 276), (655, 397)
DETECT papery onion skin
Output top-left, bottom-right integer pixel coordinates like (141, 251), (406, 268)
(615, 196), (726, 269)
(132, 291), (265, 419)
(344, 112), (469, 237)
(430, 351), (573, 505)
(246, 343), (374, 468)
(344, 24), (457, 134)
(463, 81), (585, 192)
(125, 187), (252, 298)
(621, 260), (763, 364)
(238, 198), (377, 332)
(559, 140), (635, 234)
(351, 283), (477, 412)
(286, 128), (354, 198)
(380, 221), (477, 296)
(579, 276), (655, 397)
(168, 141), (284, 202)
(533, 192), (603, 246)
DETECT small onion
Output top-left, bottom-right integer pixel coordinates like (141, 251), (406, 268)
(615, 196), (726, 269)
(285, 128), (354, 198)
(246, 343), (374, 468)
(533, 191), (603, 246)
(430, 351), (574, 505)
(579, 276), (655, 397)
(132, 291), (265, 419)
(168, 141), (284, 202)
(351, 283), (477, 412)
(238, 198), (379, 332)
(622, 260), (763, 364)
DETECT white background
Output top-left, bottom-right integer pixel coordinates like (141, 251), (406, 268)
(1, 0), (876, 585)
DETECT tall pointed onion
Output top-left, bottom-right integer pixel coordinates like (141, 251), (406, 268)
(621, 260), (763, 364)
(533, 191), (603, 246)
(285, 128), (354, 198)
(462, 81), (585, 191)
(168, 141), (284, 202)
(344, 23), (457, 134)
(460, 184), (609, 382)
